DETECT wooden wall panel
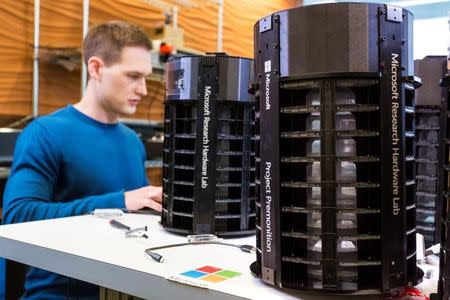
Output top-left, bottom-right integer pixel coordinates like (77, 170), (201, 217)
(0, 1), (33, 118)
(38, 64), (79, 115)
(134, 79), (165, 120)
(0, 0), (165, 119)
(164, 0), (299, 57)
(0, 0), (298, 121)
(90, 0), (165, 38)
(39, 0), (83, 48)
(177, 2), (219, 54)
(38, 0), (164, 48)
(0, 57), (33, 117)
(37, 68), (164, 119)
(0, 1), (33, 52)
(146, 167), (163, 186)
(222, 0), (298, 57)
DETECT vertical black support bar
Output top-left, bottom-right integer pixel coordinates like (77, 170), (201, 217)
(436, 94), (447, 245)
(5, 260), (25, 300)
(435, 61), (448, 247)
(320, 80), (338, 289)
(166, 104), (177, 227)
(241, 104), (251, 230)
(193, 57), (219, 234)
(253, 18), (263, 273)
(258, 13), (281, 285)
(378, 5), (407, 290)
(438, 75), (450, 300)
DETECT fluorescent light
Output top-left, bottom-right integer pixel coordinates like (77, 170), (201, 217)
(0, 128), (20, 133)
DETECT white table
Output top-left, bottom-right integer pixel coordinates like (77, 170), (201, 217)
(0, 213), (437, 300)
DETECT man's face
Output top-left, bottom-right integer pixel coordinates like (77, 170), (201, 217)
(97, 46), (152, 116)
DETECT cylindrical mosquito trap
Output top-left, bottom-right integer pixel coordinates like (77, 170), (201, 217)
(251, 2), (423, 293)
(162, 53), (256, 236)
(414, 56), (447, 248)
(435, 16), (450, 300)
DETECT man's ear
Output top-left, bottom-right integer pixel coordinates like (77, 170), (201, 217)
(87, 56), (104, 80)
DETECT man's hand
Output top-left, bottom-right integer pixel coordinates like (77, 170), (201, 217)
(124, 185), (163, 212)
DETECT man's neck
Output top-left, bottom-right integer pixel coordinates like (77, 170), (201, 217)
(74, 87), (118, 124)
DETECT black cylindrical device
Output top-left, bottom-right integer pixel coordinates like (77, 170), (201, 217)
(162, 53), (256, 236)
(252, 2), (422, 293)
(414, 56), (447, 248)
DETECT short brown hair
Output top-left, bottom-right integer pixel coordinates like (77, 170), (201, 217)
(83, 21), (153, 66)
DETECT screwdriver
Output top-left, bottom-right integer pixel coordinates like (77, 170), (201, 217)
(109, 219), (131, 231)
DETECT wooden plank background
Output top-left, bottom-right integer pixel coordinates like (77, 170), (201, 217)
(0, 0), (299, 122)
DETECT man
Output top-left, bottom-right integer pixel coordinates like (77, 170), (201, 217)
(2, 21), (162, 299)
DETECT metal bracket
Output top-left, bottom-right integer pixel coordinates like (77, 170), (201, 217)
(259, 15), (272, 33)
(387, 5), (402, 23)
(262, 267), (275, 284)
(441, 75), (450, 87)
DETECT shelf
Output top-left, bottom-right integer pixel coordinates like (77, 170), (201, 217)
(39, 48), (82, 72)
(120, 118), (163, 128)
(38, 48), (167, 84)
(37, 46), (204, 81)
(0, 168), (10, 179)
(145, 160), (163, 168)
(176, 47), (204, 56)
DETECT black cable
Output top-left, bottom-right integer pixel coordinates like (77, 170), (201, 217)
(144, 242), (256, 263)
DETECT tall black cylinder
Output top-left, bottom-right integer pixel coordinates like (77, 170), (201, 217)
(414, 56), (447, 248)
(162, 53), (256, 236)
(252, 2), (422, 293)
(437, 70), (450, 300)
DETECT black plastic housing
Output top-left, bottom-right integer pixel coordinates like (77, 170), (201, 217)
(0, 129), (20, 167)
(414, 56), (447, 248)
(437, 73), (450, 300)
(253, 2), (422, 293)
(161, 53), (256, 236)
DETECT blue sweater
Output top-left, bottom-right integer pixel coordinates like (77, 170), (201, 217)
(2, 105), (148, 299)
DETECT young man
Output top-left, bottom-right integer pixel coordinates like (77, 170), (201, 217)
(2, 21), (162, 299)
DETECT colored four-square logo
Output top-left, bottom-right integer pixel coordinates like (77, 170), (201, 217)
(180, 266), (241, 283)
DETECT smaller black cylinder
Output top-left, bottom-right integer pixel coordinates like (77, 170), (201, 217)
(161, 53), (256, 236)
